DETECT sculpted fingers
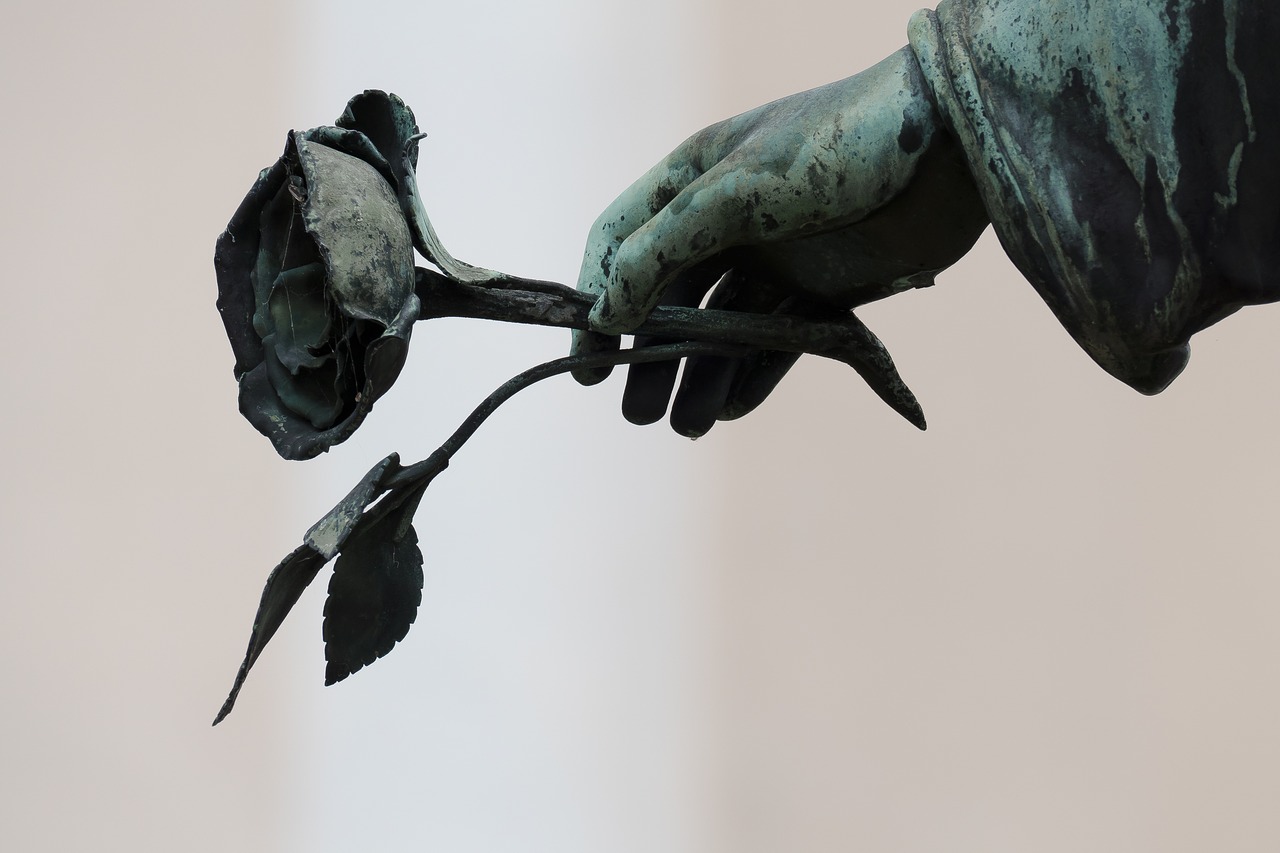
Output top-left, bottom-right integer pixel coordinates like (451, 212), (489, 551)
(668, 268), (789, 437)
(570, 156), (702, 384)
(589, 162), (768, 335)
(620, 260), (731, 425)
(579, 153), (706, 297)
(569, 232), (621, 385)
(587, 119), (880, 337)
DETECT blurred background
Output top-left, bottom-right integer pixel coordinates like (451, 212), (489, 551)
(4, 1), (1280, 850)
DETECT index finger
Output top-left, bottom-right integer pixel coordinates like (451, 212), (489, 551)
(569, 150), (704, 384)
(576, 152), (705, 300)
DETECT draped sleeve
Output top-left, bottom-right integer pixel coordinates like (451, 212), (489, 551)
(907, 0), (1278, 392)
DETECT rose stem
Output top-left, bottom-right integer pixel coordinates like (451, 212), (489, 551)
(379, 341), (755, 499)
(413, 268), (925, 430)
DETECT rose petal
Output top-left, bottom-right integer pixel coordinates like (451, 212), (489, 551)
(238, 361), (377, 460)
(267, 262), (332, 373)
(215, 158), (288, 378)
(262, 344), (347, 430)
(292, 135), (416, 327)
(362, 291), (420, 403)
(335, 90), (420, 190)
(303, 126), (398, 190)
(252, 177), (300, 332)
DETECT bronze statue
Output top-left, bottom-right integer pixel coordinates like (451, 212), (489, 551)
(213, 0), (1276, 721)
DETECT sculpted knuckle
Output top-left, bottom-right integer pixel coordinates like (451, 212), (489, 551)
(588, 214), (619, 244)
(610, 238), (645, 281)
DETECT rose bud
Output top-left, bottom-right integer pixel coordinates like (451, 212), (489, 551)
(215, 91), (423, 460)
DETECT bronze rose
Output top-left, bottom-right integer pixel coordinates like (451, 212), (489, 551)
(215, 91), (421, 459)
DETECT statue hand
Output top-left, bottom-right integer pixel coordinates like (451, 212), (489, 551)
(572, 46), (989, 436)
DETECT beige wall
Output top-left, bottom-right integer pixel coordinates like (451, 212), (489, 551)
(0, 1), (299, 850)
(706, 3), (1280, 852)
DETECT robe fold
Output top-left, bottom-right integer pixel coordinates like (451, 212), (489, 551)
(908, 0), (1278, 392)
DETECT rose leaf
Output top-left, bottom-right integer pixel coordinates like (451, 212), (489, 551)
(304, 453), (400, 559)
(213, 544), (329, 725)
(322, 493), (425, 686)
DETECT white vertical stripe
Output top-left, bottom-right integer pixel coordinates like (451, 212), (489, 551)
(288, 2), (723, 851)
